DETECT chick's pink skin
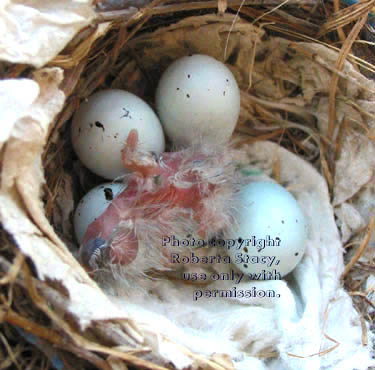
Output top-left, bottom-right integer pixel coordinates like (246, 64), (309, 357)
(80, 129), (212, 269)
(81, 186), (139, 266)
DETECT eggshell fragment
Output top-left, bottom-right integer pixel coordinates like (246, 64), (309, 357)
(74, 182), (126, 244)
(228, 181), (308, 279)
(72, 89), (165, 179)
(155, 54), (240, 147)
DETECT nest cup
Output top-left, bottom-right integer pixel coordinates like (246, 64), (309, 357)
(1, 1), (375, 369)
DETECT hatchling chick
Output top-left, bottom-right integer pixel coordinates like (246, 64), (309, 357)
(78, 129), (246, 283)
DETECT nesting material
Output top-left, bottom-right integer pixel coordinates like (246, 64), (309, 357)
(1, 2), (375, 370)
(0, 0), (95, 68)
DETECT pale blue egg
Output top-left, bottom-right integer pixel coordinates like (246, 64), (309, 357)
(156, 54), (240, 147)
(228, 181), (308, 279)
(74, 182), (126, 244)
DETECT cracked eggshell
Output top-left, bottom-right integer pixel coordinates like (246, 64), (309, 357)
(155, 54), (240, 147)
(228, 182), (308, 279)
(74, 182), (126, 244)
(72, 89), (165, 179)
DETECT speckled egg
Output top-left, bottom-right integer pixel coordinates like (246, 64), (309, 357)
(74, 182), (126, 244)
(155, 54), (240, 147)
(72, 89), (165, 179)
(228, 181), (308, 279)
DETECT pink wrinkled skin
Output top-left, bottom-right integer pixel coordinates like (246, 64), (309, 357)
(79, 129), (244, 276)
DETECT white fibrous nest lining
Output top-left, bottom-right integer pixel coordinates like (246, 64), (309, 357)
(1, 4), (375, 370)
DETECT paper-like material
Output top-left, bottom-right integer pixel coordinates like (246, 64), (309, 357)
(0, 0), (96, 67)
(0, 69), (127, 330)
(0, 79), (39, 148)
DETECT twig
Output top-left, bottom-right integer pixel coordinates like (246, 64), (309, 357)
(20, 264), (169, 370)
(224, 0), (246, 61)
(0, 333), (22, 370)
(251, 0), (292, 25)
(327, 13), (368, 143)
(333, 0), (346, 42)
(0, 252), (24, 285)
(318, 0), (375, 37)
(342, 217), (375, 279)
(96, 0), (317, 22)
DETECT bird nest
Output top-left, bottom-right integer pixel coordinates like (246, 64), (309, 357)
(1, 1), (375, 369)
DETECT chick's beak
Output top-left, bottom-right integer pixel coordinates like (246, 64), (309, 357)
(79, 238), (109, 272)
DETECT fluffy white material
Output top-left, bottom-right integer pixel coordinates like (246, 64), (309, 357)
(106, 141), (374, 369)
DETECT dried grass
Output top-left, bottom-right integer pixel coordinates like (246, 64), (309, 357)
(2, 0), (375, 368)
